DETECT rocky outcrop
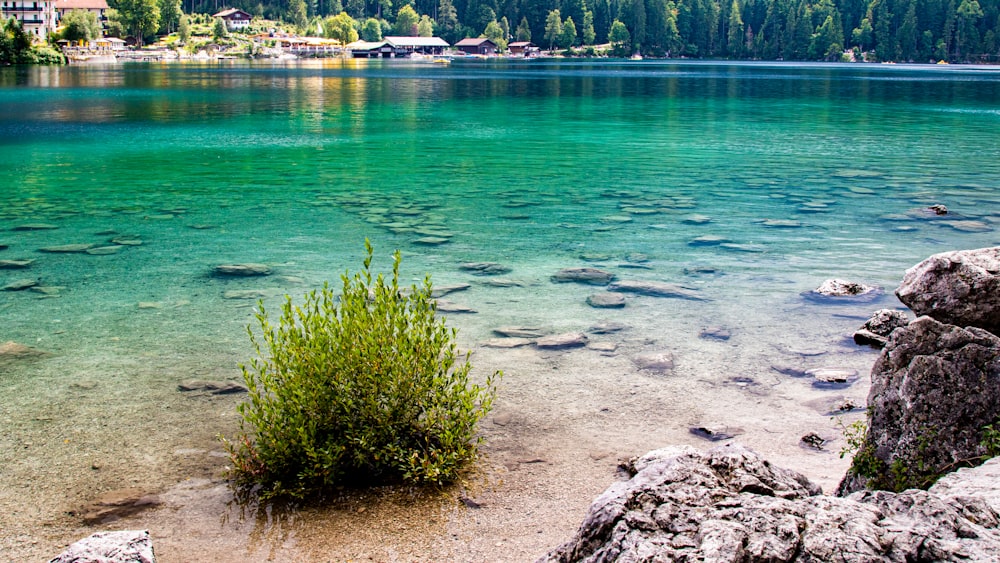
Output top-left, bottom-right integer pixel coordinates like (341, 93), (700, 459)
(541, 444), (1000, 563)
(853, 308), (910, 348)
(838, 316), (1000, 495)
(895, 247), (1000, 335)
(50, 530), (155, 563)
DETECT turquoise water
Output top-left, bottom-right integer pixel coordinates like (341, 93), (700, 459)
(1, 60), (999, 558)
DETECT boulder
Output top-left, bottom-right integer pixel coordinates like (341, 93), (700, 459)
(586, 292), (626, 308)
(838, 316), (1000, 495)
(212, 263), (272, 277)
(540, 444), (1000, 563)
(536, 332), (588, 349)
(809, 279), (881, 299)
(551, 268), (615, 285)
(49, 530), (155, 563)
(853, 308), (910, 348)
(895, 247), (1000, 335)
(607, 280), (705, 300)
(177, 380), (247, 394)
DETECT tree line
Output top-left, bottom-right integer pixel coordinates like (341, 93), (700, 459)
(105, 0), (1000, 61)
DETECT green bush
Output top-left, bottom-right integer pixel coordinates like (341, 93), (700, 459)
(225, 242), (499, 499)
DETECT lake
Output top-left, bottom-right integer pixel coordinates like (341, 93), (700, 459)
(1, 59), (998, 561)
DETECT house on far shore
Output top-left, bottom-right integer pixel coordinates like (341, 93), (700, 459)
(383, 36), (449, 56)
(1, 1), (58, 40)
(454, 37), (498, 56)
(212, 8), (252, 31)
(55, 0), (109, 34)
(509, 41), (538, 57)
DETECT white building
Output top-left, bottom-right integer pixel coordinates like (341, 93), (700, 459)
(54, 0), (108, 34)
(1, 0), (58, 40)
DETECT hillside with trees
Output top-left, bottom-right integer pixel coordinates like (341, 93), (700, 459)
(118, 0), (1000, 61)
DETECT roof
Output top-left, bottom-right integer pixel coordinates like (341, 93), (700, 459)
(56, 0), (109, 9)
(346, 40), (391, 51)
(454, 37), (496, 47)
(384, 36), (449, 48)
(212, 8), (251, 18)
(509, 41), (535, 47)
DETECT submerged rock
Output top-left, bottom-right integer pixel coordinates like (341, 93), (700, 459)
(494, 326), (546, 339)
(3, 278), (38, 291)
(586, 292), (626, 308)
(429, 283), (471, 297)
(541, 444), (1000, 563)
(213, 263), (272, 277)
(0, 341), (49, 364)
(12, 223), (58, 231)
(480, 337), (534, 348)
(632, 351), (675, 373)
(459, 262), (511, 275)
(39, 243), (95, 253)
(50, 530), (155, 563)
(434, 299), (477, 313)
(0, 259), (34, 269)
(699, 326), (732, 340)
(895, 246), (1000, 335)
(806, 367), (859, 389)
(551, 267), (615, 285)
(588, 321), (629, 335)
(608, 280), (705, 300)
(689, 424), (742, 441)
(177, 380), (247, 394)
(536, 332), (588, 349)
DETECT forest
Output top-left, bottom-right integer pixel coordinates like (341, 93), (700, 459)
(165, 0), (1000, 61)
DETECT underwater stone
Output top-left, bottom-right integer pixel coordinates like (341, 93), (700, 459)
(633, 351), (675, 373)
(178, 380), (247, 394)
(587, 292), (626, 308)
(213, 263), (272, 276)
(551, 267), (616, 285)
(608, 280), (705, 300)
(536, 332), (588, 349)
(86, 245), (124, 255)
(809, 279), (880, 299)
(459, 262), (511, 275)
(3, 278), (38, 291)
(0, 259), (34, 269)
(481, 337), (534, 348)
(688, 234), (730, 246)
(494, 326), (546, 338)
(12, 223), (58, 231)
(39, 243), (95, 253)
(434, 299), (476, 313)
(699, 326), (732, 340)
(588, 321), (629, 334)
(413, 236), (450, 245)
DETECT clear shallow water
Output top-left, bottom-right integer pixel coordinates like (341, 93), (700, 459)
(1, 59), (999, 558)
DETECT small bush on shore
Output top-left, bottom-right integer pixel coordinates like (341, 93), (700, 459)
(224, 241), (499, 499)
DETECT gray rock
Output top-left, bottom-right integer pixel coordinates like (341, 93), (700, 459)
(458, 262), (511, 275)
(413, 236), (450, 245)
(213, 263), (272, 277)
(434, 299), (477, 313)
(633, 351), (675, 373)
(85, 245), (124, 255)
(536, 332), (588, 349)
(896, 247), (1000, 334)
(223, 289), (271, 300)
(3, 278), (38, 291)
(541, 444), (1000, 563)
(430, 283), (471, 297)
(806, 367), (859, 389)
(49, 530), (155, 563)
(494, 326), (546, 338)
(177, 380), (248, 394)
(689, 424), (742, 441)
(608, 280), (705, 300)
(838, 316), (1000, 495)
(0, 259), (34, 269)
(699, 326), (732, 340)
(480, 337), (534, 348)
(0, 341), (49, 365)
(586, 292), (626, 308)
(551, 268), (615, 285)
(39, 243), (95, 253)
(688, 234), (730, 246)
(13, 223), (58, 231)
(854, 309), (911, 348)
(588, 321), (629, 335)
(810, 278), (880, 298)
